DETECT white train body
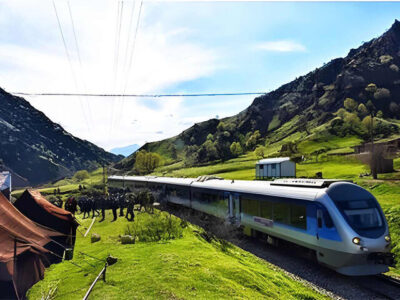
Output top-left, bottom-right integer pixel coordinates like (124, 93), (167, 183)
(108, 175), (394, 276)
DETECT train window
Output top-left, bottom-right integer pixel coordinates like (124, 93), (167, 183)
(323, 211), (334, 228)
(241, 198), (259, 216)
(290, 204), (306, 229)
(259, 165), (264, 169)
(260, 201), (272, 219)
(273, 202), (290, 224)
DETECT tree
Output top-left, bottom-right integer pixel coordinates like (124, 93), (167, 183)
(376, 110), (384, 118)
(74, 170), (90, 182)
(134, 150), (163, 174)
(365, 83), (377, 94)
(389, 102), (400, 115)
(254, 146), (265, 159)
(344, 98), (358, 112)
(206, 133), (214, 141)
(337, 108), (347, 119)
(311, 149), (325, 163)
(358, 103), (368, 117)
(230, 142), (243, 157)
(374, 88), (391, 100)
(343, 112), (360, 127)
(245, 130), (261, 150)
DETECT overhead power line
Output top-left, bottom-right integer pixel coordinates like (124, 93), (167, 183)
(52, 0), (91, 132)
(12, 92), (267, 98)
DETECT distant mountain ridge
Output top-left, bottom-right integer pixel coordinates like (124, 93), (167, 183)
(111, 144), (140, 157)
(0, 88), (121, 185)
(116, 20), (400, 171)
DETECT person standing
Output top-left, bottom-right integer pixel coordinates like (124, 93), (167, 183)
(119, 192), (125, 217)
(125, 193), (136, 221)
(111, 193), (118, 222)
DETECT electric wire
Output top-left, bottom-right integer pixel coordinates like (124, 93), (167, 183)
(116, 0), (143, 130)
(52, 0), (91, 133)
(115, 0), (137, 130)
(67, 0), (94, 129)
(12, 92), (267, 98)
(108, 0), (124, 146)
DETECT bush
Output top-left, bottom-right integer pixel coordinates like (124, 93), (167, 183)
(73, 170), (90, 182)
(124, 211), (184, 242)
(374, 88), (391, 100)
(230, 142), (243, 157)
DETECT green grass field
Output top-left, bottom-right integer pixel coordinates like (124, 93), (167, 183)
(28, 211), (328, 299)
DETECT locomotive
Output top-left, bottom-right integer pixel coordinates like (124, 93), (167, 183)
(108, 175), (394, 276)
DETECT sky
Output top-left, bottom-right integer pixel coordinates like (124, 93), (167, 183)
(1, 1), (400, 151)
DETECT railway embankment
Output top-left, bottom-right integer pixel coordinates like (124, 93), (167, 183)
(28, 210), (328, 299)
(165, 205), (400, 300)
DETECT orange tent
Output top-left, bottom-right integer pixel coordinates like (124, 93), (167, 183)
(0, 193), (62, 299)
(14, 190), (79, 252)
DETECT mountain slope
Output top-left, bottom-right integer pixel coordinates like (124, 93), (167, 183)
(0, 88), (121, 185)
(117, 20), (400, 172)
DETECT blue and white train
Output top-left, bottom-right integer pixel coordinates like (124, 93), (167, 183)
(108, 175), (394, 276)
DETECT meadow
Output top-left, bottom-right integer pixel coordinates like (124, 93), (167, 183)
(28, 211), (328, 299)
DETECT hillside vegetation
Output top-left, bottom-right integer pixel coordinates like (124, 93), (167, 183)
(115, 20), (400, 174)
(28, 211), (328, 299)
(0, 88), (121, 186)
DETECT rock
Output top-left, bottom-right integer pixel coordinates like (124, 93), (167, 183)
(106, 255), (118, 266)
(91, 233), (101, 243)
(121, 235), (135, 244)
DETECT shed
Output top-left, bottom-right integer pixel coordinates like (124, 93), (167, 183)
(255, 157), (296, 179)
(14, 190), (79, 255)
(0, 171), (11, 200)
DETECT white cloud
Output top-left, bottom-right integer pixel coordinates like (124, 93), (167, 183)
(0, 0), (221, 150)
(254, 40), (306, 52)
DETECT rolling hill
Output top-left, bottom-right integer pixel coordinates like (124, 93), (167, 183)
(116, 20), (400, 173)
(0, 88), (121, 185)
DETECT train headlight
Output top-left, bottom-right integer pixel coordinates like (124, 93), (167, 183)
(385, 235), (391, 243)
(352, 237), (361, 245)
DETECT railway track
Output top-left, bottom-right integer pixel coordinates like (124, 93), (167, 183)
(351, 274), (400, 300)
(165, 205), (400, 300)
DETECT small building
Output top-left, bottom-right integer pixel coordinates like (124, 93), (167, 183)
(0, 171), (11, 200)
(255, 157), (296, 179)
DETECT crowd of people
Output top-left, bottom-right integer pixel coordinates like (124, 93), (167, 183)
(61, 189), (158, 222)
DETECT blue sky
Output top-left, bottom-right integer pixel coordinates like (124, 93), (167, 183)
(0, 1), (400, 150)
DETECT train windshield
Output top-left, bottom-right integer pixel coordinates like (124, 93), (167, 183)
(327, 183), (386, 238)
(341, 200), (383, 230)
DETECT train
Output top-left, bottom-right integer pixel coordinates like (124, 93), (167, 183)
(108, 175), (394, 276)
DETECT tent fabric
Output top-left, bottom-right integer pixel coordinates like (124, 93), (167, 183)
(0, 193), (57, 299)
(14, 190), (79, 249)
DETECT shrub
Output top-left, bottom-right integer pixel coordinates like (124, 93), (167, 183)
(344, 98), (358, 112)
(73, 170), (90, 182)
(374, 88), (391, 100)
(124, 211), (184, 242)
(230, 142), (243, 157)
(254, 146), (265, 158)
(390, 64), (399, 72)
(365, 83), (377, 94)
(379, 55), (393, 64)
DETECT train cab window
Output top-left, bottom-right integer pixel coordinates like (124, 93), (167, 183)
(290, 204), (306, 229)
(259, 164), (264, 169)
(273, 202), (290, 224)
(241, 198), (259, 216)
(323, 211), (334, 228)
(260, 201), (272, 219)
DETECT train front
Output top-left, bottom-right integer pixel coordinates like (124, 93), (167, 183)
(318, 182), (394, 275)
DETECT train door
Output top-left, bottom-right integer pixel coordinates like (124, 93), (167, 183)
(233, 193), (240, 223)
(226, 192), (234, 220)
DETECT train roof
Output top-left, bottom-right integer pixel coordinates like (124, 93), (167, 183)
(108, 175), (356, 201)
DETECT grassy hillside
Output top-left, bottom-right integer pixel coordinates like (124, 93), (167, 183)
(28, 211), (328, 299)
